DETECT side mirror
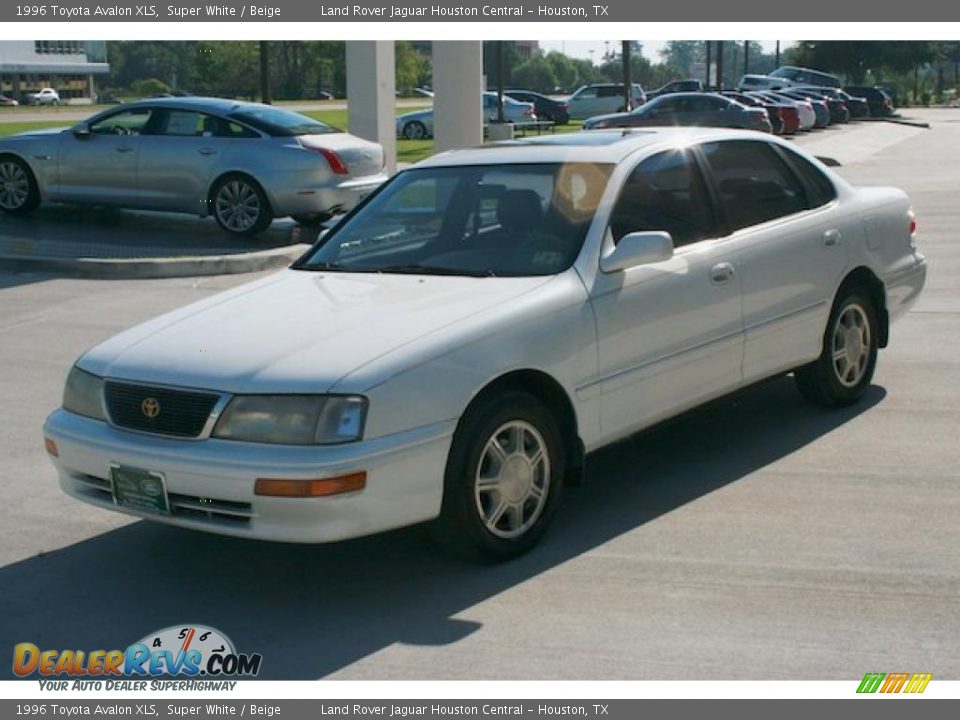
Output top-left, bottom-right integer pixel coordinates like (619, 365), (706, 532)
(600, 231), (674, 273)
(72, 124), (91, 138)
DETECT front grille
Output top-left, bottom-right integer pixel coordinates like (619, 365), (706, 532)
(104, 381), (221, 438)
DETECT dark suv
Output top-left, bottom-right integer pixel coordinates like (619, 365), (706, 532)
(844, 86), (895, 117)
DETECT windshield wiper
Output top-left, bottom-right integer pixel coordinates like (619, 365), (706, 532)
(299, 261), (347, 272)
(374, 264), (496, 278)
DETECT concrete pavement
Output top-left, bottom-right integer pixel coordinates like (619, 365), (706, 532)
(0, 109), (957, 680)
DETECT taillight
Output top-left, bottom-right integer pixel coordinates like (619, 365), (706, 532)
(909, 211), (917, 237)
(558, 103), (568, 110)
(308, 146), (349, 175)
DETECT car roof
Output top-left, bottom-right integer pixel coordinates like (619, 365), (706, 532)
(104, 96), (267, 115)
(415, 127), (779, 168)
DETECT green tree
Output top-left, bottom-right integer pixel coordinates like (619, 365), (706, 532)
(395, 41), (425, 94)
(511, 57), (558, 93)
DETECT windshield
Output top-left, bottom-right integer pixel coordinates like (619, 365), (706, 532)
(226, 105), (337, 136)
(299, 163), (613, 277)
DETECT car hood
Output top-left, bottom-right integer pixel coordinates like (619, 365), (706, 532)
(79, 269), (554, 394)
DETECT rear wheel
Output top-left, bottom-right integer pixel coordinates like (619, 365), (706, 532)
(0, 156), (40, 215)
(211, 174), (272, 236)
(431, 391), (565, 561)
(795, 287), (878, 407)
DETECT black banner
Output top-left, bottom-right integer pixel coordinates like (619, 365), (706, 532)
(3, 0), (960, 22)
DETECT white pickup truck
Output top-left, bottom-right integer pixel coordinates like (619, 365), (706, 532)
(27, 88), (60, 106)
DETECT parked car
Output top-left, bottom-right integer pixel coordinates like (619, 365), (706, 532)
(566, 83), (647, 119)
(769, 65), (842, 89)
(26, 88), (60, 105)
(0, 97), (388, 234)
(721, 91), (788, 135)
(0, 94), (18, 107)
(395, 92), (536, 140)
(504, 90), (570, 124)
(844, 86), (895, 118)
(583, 93), (771, 133)
(752, 91), (816, 131)
(647, 79), (704, 100)
(774, 90), (831, 128)
(43, 128), (927, 560)
(803, 87), (870, 119)
(789, 88), (850, 124)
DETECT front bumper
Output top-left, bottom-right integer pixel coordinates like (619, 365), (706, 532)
(44, 409), (455, 543)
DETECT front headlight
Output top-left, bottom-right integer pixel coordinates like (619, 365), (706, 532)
(62, 366), (106, 421)
(212, 395), (367, 445)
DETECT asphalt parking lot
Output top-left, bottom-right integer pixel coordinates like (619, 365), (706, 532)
(0, 110), (957, 680)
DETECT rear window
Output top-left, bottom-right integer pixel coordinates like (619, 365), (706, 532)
(226, 105), (337, 137)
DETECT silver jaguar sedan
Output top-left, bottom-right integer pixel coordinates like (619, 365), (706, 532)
(0, 97), (388, 235)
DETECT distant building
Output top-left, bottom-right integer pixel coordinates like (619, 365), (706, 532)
(514, 41), (539, 60)
(0, 41), (109, 103)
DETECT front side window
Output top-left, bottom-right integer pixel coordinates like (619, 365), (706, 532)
(89, 108), (155, 136)
(300, 163), (613, 277)
(701, 140), (809, 231)
(609, 149), (719, 247)
(575, 87), (598, 100)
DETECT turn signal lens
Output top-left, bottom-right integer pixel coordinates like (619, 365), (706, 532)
(44, 437), (59, 457)
(254, 472), (367, 498)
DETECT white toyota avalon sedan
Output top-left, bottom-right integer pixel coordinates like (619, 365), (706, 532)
(43, 129), (926, 561)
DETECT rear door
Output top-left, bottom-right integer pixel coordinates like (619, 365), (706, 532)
(136, 108), (228, 213)
(698, 139), (849, 381)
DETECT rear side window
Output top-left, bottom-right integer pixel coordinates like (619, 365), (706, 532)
(610, 149), (719, 247)
(701, 140), (809, 231)
(778, 147), (837, 208)
(598, 86), (623, 98)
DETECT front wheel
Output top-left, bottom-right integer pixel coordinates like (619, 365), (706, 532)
(795, 288), (879, 407)
(432, 392), (565, 561)
(211, 175), (272, 236)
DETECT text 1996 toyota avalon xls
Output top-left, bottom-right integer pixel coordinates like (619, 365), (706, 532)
(43, 129), (926, 561)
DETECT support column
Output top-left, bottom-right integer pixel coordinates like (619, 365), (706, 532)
(346, 41), (397, 175)
(432, 41), (483, 154)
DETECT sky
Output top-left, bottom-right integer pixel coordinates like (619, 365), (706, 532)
(540, 40), (787, 64)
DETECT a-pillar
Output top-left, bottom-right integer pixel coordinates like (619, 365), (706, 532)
(432, 41), (484, 154)
(346, 41), (397, 175)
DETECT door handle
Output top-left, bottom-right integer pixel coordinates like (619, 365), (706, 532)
(115, 146), (134, 153)
(823, 229), (842, 247)
(710, 262), (736, 284)
(198, 148), (217, 156)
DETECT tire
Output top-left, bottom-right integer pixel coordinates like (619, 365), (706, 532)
(402, 121), (427, 140)
(795, 287), (879, 407)
(211, 174), (272, 236)
(431, 391), (565, 562)
(0, 155), (41, 215)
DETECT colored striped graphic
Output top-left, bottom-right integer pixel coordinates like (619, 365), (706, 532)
(857, 672), (932, 694)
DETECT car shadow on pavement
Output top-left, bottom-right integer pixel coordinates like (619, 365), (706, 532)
(0, 375), (885, 679)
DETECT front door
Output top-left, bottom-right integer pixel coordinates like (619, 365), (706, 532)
(586, 148), (744, 443)
(56, 107), (158, 206)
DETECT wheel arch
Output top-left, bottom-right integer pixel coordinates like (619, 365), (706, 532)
(461, 369), (585, 485)
(0, 151), (42, 205)
(836, 266), (889, 348)
(206, 170), (274, 218)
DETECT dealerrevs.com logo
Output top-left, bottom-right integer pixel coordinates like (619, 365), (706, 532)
(13, 625), (262, 688)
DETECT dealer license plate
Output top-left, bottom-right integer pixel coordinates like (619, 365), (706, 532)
(110, 465), (170, 516)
